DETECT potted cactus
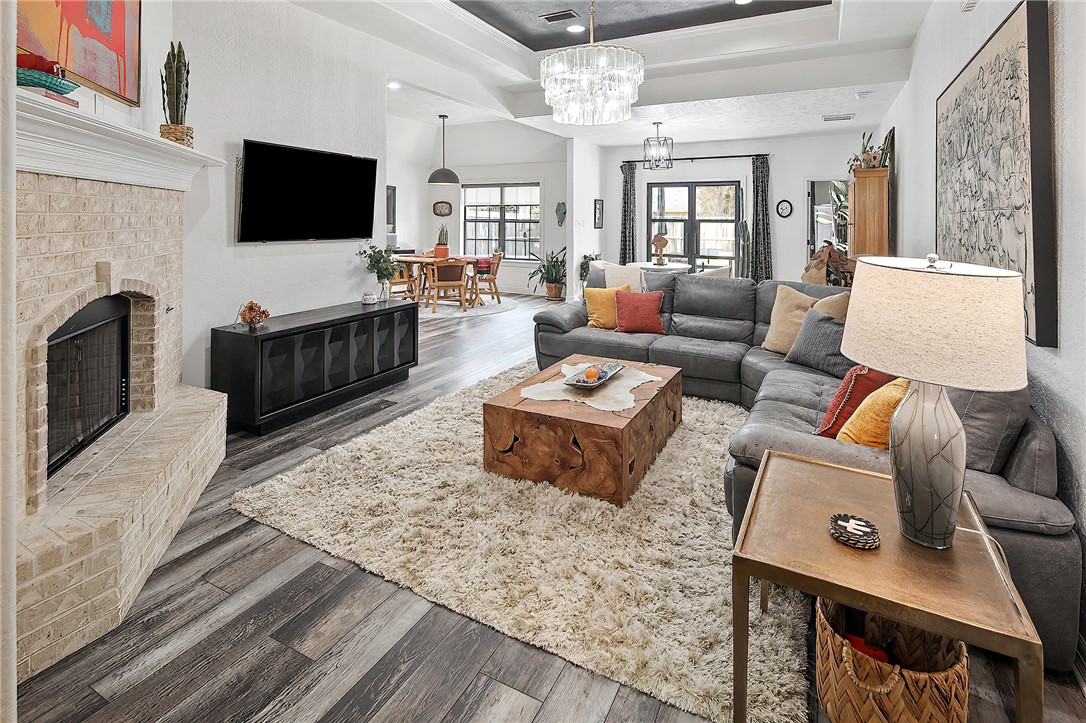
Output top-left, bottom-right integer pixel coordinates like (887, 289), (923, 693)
(160, 42), (192, 147)
(434, 223), (450, 258)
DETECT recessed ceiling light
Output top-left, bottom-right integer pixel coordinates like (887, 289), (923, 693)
(387, 81), (401, 90)
(855, 91), (872, 100)
(735, 0), (754, 5)
(566, 24), (585, 33)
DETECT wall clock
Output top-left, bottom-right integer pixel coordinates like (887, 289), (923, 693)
(433, 201), (452, 217)
(776, 200), (793, 218)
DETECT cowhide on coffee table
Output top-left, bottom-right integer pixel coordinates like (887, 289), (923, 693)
(482, 354), (682, 506)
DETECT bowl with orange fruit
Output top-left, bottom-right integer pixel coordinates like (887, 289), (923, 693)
(563, 361), (625, 389)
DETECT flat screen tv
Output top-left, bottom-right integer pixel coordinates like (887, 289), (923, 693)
(237, 139), (377, 243)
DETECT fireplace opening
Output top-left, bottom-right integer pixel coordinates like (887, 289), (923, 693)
(47, 295), (130, 477)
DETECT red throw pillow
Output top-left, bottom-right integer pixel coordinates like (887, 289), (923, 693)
(815, 365), (897, 438)
(615, 291), (665, 334)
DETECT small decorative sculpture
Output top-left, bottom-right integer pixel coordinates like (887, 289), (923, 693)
(556, 202), (567, 227)
(651, 234), (668, 266)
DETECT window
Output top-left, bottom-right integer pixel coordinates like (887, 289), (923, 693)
(386, 185), (396, 234)
(647, 182), (742, 275)
(462, 183), (541, 259)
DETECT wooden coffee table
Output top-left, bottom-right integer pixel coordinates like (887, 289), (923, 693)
(732, 451), (1043, 722)
(483, 355), (682, 506)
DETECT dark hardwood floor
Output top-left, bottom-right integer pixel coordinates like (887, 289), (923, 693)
(16, 293), (1086, 722)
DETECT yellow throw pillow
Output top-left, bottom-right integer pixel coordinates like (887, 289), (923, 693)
(813, 291), (850, 322)
(585, 285), (630, 329)
(762, 286), (816, 354)
(837, 378), (911, 448)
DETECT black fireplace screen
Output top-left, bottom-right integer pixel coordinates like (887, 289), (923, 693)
(47, 296), (130, 476)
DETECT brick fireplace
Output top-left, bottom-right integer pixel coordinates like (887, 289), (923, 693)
(13, 93), (227, 681)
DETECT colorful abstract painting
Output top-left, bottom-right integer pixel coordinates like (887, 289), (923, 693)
(17, 0), (141, 106)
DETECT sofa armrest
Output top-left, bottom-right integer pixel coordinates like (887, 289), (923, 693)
(728, 423), (889, 475)
(534, 303), (588, 333)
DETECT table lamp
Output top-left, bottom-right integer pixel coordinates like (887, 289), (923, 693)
(841, 255), (1026, 549)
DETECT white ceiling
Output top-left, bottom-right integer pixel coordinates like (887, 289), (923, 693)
(519, 81), (907, 147)
(386, 82), (507, 126)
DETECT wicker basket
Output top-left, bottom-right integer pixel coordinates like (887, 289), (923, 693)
(815, 598), (969, 723)
(160, 124), (194, 148)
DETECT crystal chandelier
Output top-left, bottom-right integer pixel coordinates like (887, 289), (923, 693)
(643, 122), (673, 169)
(539, 0), (645, 125)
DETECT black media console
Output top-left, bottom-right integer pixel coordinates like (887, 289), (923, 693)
(210, 300), (418, 434)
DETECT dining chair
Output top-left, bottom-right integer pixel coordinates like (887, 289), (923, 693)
(474, 251), (503, 305)
(388, 263), (419, 301)
(423, 258), (469, 312)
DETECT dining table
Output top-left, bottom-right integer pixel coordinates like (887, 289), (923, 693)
(392, 254), (492, 309)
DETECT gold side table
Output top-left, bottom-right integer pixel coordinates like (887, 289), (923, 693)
(732, 451), (1043, 722)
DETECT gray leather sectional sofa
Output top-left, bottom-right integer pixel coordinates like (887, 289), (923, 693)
(533, 271), (1081, 671)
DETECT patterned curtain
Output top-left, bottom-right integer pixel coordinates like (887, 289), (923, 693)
(750, 154), (774, 282)
(619, 162), (636, 265)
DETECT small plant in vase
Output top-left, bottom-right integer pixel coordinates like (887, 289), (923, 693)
(160, 42), (193, 148)
(357, 243), (398, 300)
(579, 253), (600, 287)
(435, 224), (450, 258)
(239, 301), (270, 329)
(528, 247), (567, 301)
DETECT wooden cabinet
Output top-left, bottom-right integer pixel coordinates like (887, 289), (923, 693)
(211, 300), (417, 433)
(847, 167), (891, 257)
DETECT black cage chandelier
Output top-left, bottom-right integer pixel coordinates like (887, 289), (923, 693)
(643, 122), (673, 170)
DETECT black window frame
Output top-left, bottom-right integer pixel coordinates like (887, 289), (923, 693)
(462, 182), (541, 260)
(647, 181), (743, 274)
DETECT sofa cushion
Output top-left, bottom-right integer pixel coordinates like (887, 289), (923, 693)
(965, 469), (1076, 535)
(615, 291), (665, 334)
(762, 285), (817, 354)
(647, 336), (747, 383)
(1001, 410), (1058, 497)
(784, 309), (853, 378)
(754, 369), (841, 419)
(536, 326), (661, 363)
(754, 280), (847, 346)
(594, 260), (645, 292)
(816, 365), (898, 439)
(740, 346), (824, 393)
(585, 285), (629, 329)
(837, 378), (910, 449)
(670, 275), (756, 343)
(948, 387), (1031, 474)
(813, 291), (850, 322)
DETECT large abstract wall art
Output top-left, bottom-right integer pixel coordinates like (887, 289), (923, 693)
(935, 0), (1056, 347)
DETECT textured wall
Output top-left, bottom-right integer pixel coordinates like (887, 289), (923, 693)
(175, 1), (389, 387)
(877, 0), (1086, 648)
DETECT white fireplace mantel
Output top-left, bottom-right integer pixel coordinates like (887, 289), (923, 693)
(15, 89), (226, 191)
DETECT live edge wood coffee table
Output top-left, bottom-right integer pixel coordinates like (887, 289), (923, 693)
(732, 452), (1043, 722)
(483, 354), (681, 506)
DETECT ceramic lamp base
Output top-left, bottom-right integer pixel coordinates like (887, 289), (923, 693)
(889, 381), (967, 549)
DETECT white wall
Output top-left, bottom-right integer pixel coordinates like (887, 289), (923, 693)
(600, 133), (858, 280)
(876, 0), (1086, 646)
(566, 138), (603, 294)
(438, 121), (569, 296)
(386, 115), (437, 250)
(177, 1), (388, 386)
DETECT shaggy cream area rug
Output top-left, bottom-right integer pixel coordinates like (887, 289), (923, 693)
(233, 361), (810, 722)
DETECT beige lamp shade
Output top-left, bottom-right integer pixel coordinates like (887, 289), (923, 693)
(841, 256), (1027, 392)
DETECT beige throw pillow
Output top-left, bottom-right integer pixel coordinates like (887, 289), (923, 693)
(697, 267), (734, 278)
(593, 260), (645, 292)
(762, 286), (817, 354)
(813, 291), (850, 322)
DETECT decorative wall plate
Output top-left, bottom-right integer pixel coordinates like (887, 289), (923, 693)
(433, 201), (452, 217)
(776, 199), (793, 218)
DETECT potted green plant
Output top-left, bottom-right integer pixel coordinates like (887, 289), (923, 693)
(160, 42), (192, 147)
(435, 224), (449, 258)
(357, 243), (399, 300)
(528, 247), (567, 301)
(579, 252), (600, 287)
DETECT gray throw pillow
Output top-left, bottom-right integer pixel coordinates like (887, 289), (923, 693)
(784, 309), (854, 378)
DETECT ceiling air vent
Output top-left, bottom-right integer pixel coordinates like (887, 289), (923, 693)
(961, 0), (980, 12)
(821, 113), (856, 123)
(540, 9), (579, 23)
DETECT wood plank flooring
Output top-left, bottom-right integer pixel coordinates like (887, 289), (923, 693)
(16, 293), (1086, 722)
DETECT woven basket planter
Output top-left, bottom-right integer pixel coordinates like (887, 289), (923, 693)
(815, 597), (969, 723)
(160, 124), (194, 148)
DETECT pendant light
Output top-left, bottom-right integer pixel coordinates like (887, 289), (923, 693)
(643, 122), (673, 170)
(428, 114), (460, 185)
(539, 0), (645, 125)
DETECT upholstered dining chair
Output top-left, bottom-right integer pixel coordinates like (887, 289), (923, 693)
(389, 263), (419, 301)
(475, 252), (503, 305)
(423, 258), (469, 312)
